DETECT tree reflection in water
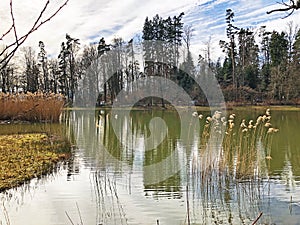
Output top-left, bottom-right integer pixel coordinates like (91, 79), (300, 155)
(70, 109), (299, 225)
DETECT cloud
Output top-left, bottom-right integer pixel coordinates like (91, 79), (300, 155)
(1, 0), (197, 55)
(183, 0), (300, 60)
(0, 0), (300, 61)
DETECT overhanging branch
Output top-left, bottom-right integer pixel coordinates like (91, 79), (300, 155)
(0, 0), (69, 70)
(267, 0), (300, 16)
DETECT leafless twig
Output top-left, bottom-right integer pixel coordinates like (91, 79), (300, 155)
(251, 212), (263, 225)
(10, 0), (18, 46)
(0, 25), (13, 41)
(65, 211), (75, 225)
(0, 0), (69, 69)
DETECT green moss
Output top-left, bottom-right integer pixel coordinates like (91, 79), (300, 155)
(0, 133), (71, 192)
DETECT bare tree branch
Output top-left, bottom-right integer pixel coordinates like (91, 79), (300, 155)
(0, 0), (69, 70)
(267, 0), (300, 16)
(0, 25), (14, 41)
(10, 0), (18, 46)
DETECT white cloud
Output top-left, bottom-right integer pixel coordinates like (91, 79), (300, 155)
(0, 0), (300, 61)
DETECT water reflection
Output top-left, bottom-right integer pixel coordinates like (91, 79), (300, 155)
(1, 109), (300, 225)
(69, 108), (300, 224)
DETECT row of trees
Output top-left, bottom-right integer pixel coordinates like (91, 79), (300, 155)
(0, 10), (299, 105)
(214, 9), (300, 102)
(0, 12), (189, 106)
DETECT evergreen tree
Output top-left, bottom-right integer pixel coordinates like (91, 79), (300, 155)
(58, 42), (68, 96)
(65, 34), (80, 103)
(269, 31), (289, 100)
(37, 41), (49, 91)
(259, 27), (272, 92)
(293, 29), (300, 62)
(290, 29), (300, 98)
(48, 58), (60, 93)
(226, 9), (239, 89)
(142, 12), (185, 71)
(57, 34), (80, 103)
(213, 58), (224, 85)
(237, 28), (259, 89)
(219, 9), (239, 89)
(97, 37), (110, 103)
(173, 12), (185, 66)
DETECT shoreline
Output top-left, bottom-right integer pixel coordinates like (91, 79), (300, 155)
(64, 104), (300, 112)
(0, 133), (71, 192)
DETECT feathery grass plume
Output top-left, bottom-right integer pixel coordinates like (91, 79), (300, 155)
(196, 109), (278, 180)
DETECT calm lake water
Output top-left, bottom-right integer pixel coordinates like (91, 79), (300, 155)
(1, 108), (300, 225)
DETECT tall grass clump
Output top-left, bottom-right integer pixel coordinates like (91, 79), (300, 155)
(0, 92), (65, 122)
(196, 108), (278, 180)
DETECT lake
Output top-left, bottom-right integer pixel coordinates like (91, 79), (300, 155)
(1, 108), (300, 225)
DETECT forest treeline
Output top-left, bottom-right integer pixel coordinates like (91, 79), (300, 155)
(0, 9), (300, 106)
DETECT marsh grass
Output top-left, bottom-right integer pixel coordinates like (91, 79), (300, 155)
(187, 109), (278, 224)
(0, 92), (65, 122)
(197, 108), (278, 180)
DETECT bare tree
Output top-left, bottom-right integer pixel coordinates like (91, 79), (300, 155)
(267, 0), (300, 17)
(0, 0), (69, 70)
(205, 36), (212, 68)
(286, 21), (299, 58)
(183, 25), (194, 52)
(23, 46), (39, 92)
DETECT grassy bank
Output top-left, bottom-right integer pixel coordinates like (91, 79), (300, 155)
(0, 133), (71, 192)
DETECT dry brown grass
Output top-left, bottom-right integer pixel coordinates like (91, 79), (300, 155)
(0, 92), (65, 122)
(195, 108), (278, 180)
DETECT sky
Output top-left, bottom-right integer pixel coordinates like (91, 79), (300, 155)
(0, 0), (300, 61)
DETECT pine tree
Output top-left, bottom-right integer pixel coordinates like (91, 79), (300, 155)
(65, 34), (80, 103)
(219, 9), (239, 90)
(48, 58), (60, 93)
(38, 41), (49, 91)
(269, 31), (289, 100)
(58, 42), (68, 97)
(290, 29), (300, 98)
(237, 28), (259, 89)
(226, 9), (239, 89)
(97, 37), (110, 103)
(173, 12), (184, 67)
(259, 27), (272, 92)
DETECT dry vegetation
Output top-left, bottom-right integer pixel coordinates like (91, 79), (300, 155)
(194, 108), (278, 179)
(0, 92), (65, 122)
(0, 133), (71, 192)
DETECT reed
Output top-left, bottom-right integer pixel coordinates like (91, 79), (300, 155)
(197, 108), (278, 180)
(0, 92), (65, 122)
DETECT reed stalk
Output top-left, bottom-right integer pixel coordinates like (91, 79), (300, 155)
(196, 108), (278, 180)
(0, 92), (65, 122)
